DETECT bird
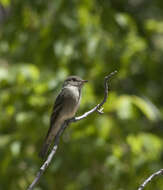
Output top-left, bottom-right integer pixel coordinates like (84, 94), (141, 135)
(39, 75), (88, 158)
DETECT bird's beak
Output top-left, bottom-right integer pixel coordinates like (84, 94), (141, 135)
(81, 80), (88, 83)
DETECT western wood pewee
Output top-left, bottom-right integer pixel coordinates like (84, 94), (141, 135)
(39, 76), (88, 158)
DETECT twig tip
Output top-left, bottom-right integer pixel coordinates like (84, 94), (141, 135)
(110, 70), (118, 76)
(96, 107), (104, 114)
(106, 70), (118, 80)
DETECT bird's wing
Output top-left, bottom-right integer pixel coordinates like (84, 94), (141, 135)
(47, 89), (65, 137)
(39, 89), (65, 158)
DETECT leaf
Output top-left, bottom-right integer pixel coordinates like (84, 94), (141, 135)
(131, 96), (161, 121)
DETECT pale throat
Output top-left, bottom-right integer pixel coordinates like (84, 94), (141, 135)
(65, 85), (81, 102)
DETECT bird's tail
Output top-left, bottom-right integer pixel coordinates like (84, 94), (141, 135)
(39, 129), (55, 159)
(39, 118), (63, 159)
(39, 124), (60, 159)
(39, 141), (51, 159)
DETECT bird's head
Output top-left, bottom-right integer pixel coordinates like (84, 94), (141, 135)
(63, 76), (88, 88)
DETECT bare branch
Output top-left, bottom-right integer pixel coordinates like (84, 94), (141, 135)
(138, 169), (163, 190)
(27, 71), (117, 190)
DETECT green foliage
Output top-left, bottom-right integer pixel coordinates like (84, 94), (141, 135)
(0, 0), (163, 190)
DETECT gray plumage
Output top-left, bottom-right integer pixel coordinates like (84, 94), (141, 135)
(39, 76), (87, 158)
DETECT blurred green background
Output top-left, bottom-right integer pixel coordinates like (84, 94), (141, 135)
(0, 0), (163, 190)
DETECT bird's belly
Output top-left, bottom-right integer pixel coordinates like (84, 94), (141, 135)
(63, 98), (79, 119)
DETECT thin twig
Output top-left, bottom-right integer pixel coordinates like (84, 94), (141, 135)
(27, 71), (117, 190)
(138, 169), (163, 190)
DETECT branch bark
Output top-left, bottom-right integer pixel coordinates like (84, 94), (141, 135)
(138, 169), (163, 190)
(27, 71), (117, 190)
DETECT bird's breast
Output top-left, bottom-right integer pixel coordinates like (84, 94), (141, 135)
(61, 86), (81, 119)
